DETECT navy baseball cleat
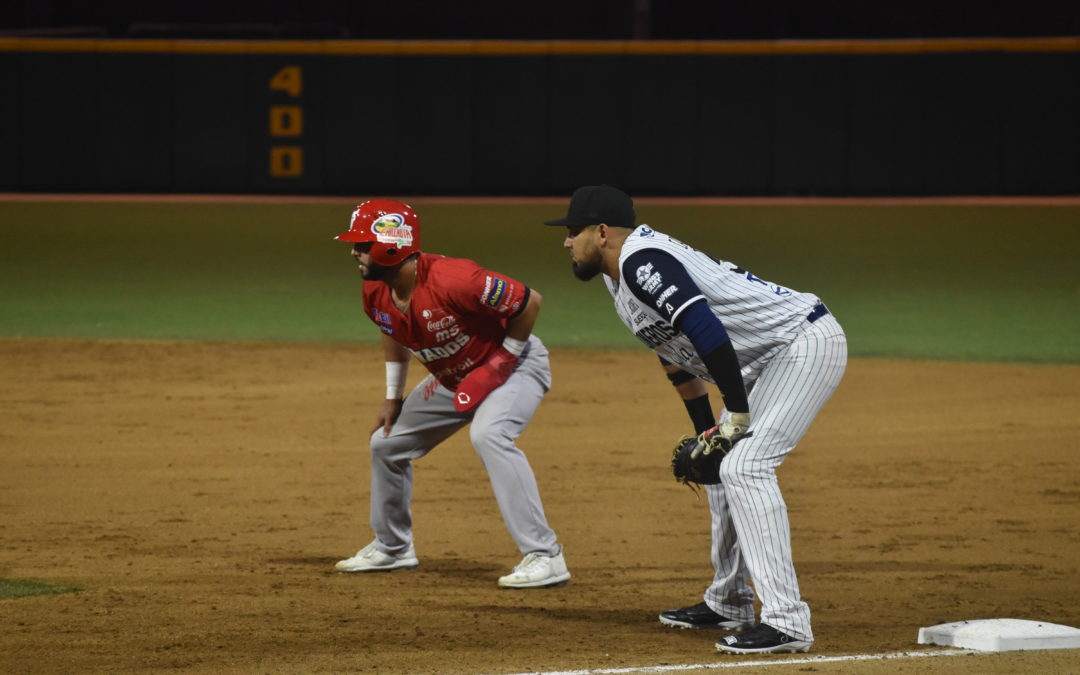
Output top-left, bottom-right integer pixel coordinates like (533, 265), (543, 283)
(658, 601), (751, 630)
(716, 623), (812, 654)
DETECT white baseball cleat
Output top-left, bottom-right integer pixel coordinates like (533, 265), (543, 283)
(335, 540), (419, 573)
(498, 545), (571, 588)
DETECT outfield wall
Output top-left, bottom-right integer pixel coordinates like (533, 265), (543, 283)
(2, 38), (1078, 195)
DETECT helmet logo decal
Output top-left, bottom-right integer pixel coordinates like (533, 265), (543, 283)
(372, 213), (414, 248)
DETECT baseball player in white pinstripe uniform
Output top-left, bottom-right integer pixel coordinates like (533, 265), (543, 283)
(545, 185), (846, 654)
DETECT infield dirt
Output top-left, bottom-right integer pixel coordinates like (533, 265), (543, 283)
(2, 339), (1078, 673)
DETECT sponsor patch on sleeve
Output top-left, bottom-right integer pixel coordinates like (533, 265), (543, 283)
(373, 309), (394, 334)
(656, 284), (678, 307)
(635, 262), (664, 294)
(481, 276), (507, 308)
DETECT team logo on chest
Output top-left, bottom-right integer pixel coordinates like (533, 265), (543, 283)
(411, 306), (470, 362)
(421, 307), (461, 341)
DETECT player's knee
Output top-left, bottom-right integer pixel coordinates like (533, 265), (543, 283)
(469, 424), (513, 458)
(369, 431), (407, 461)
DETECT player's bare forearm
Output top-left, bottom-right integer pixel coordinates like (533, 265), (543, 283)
(372, 398), (403, 437)
(375, 334), (409, 436)
(505, 288), (541, 341)
(381, 333), (410, 363)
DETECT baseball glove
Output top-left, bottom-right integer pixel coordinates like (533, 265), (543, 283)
(670, 430), (752, 488)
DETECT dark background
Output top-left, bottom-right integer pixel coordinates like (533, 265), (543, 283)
(5, 0), (1080, 40)
(4, 1), (1079, 196)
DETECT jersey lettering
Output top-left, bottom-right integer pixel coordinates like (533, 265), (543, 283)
(432, 357), (475, 382)
(411, 332), (472, 363)
(634, 320), (678, 349)
(434, 325), (461, 342)
(424, 314), (456, 332)
(656, 284), (678, 307)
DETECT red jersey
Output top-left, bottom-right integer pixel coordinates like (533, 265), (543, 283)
(362, 253), (530, 390)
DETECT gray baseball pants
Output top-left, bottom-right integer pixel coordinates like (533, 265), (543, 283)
(367, 335), (559, 558)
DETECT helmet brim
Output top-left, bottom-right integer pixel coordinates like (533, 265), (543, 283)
(333, 231), (369, 242)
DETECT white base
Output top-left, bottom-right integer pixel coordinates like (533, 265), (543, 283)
(918, 618), (1080, 652)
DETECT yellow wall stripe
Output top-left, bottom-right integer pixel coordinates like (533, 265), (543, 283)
(1, 36), (1078, 55)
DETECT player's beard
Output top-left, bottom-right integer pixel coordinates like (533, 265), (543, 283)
(362, 261), (391, 281)
(571, 258), (601, 281)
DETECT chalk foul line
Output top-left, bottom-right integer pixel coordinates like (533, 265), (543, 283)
(486, 648), (977, 675)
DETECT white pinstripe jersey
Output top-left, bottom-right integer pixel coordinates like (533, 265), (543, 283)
(603, 225), (823, 383)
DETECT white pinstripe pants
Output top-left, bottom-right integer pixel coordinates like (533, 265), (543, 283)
(704, 313), (847, 642)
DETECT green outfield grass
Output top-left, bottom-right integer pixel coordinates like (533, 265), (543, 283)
(1, 200), (1077, 363)
(0, 578), (80, 600)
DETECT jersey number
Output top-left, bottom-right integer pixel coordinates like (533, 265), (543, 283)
(729, 266), (792, 296)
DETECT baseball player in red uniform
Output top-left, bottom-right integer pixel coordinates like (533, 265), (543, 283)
(333, 199), (570, 589)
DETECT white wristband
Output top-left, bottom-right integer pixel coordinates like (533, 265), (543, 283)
(502, 336), (527, 357)
(385, 361), (408, 399)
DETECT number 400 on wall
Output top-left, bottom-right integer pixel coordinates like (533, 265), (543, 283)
(269, 66), (303, 178)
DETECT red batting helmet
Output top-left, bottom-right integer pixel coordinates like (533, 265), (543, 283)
(335, 199), (421, 266)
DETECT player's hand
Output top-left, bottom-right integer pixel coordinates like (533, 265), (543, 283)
(453, 347), (518, 413)
(690, 412), (750, 459)
(372, 398), (404, 437)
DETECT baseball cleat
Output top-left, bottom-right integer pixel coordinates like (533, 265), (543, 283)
(658, 601), (752, 630)
(716, 623), (812, 654)
(335, 540), (419, 573)
(498, 545), (571, 588)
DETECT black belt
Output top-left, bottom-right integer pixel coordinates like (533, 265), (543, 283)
(807, 303), (829, 323)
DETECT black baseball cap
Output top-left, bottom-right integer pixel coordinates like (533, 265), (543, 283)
(543, 185), (636, 229)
